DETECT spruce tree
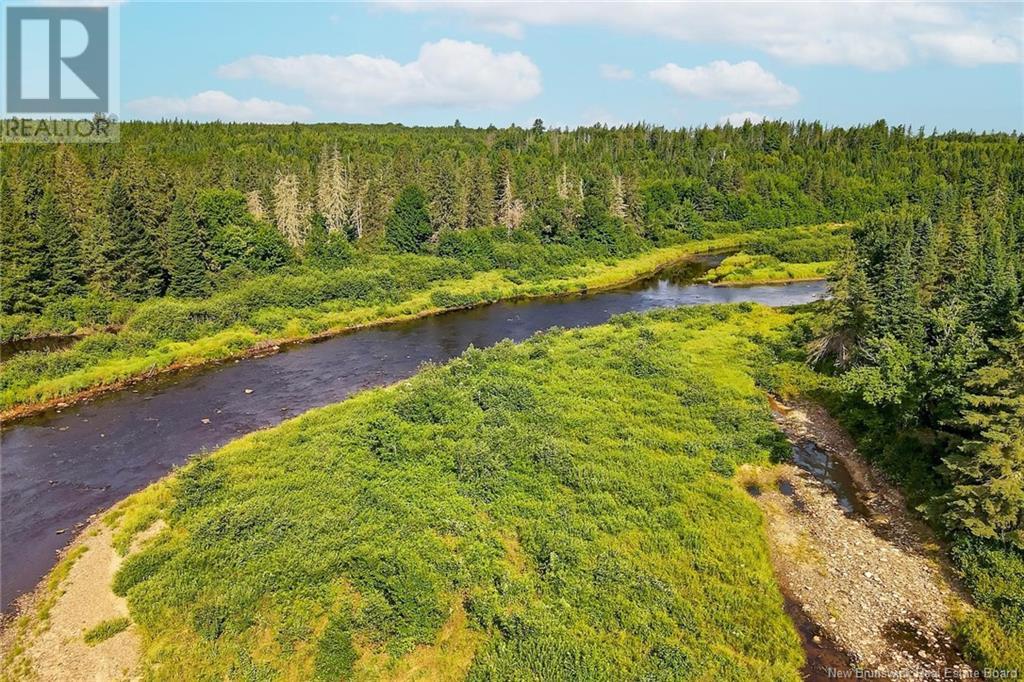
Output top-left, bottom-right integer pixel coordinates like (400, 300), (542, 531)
(428, 154), (462, 233)
(80, 213), (114, 295)
(107, 178), (163, 301)
(0, 173), (49, 313)
(942, 319), (1024, 549)
(37, 189), (83, 298)
(463, 157), (494, 229)
(166, 196), (208, 298)
(385, 186), (432, 253)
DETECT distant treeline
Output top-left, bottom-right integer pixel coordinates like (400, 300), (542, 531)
(2, 119), (1021, 316)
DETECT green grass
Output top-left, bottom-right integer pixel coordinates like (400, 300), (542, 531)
(0, 231), (769, 414)
(700, 253), (833, 285)
(83, 617), (131, 645)
(105, 304), (805, 680)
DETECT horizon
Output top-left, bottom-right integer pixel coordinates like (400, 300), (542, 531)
(107, 2), (1023, 132)
(99, 117), (1024, 136)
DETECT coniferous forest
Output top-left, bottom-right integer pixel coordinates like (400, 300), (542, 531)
(2, 120), (1023, 678)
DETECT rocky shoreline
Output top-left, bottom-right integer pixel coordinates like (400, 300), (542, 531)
(740, 398), (975, 680)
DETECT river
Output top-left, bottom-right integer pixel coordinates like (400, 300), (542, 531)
(0, 255), (827, 613)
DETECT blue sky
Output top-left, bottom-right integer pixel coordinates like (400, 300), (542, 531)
(115, 1), (1023, 131)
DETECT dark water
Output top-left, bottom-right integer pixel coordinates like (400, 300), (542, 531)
(0, 257), (827, 613)
(790, 441), (871, 518)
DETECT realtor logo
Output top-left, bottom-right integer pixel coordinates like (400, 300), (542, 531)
(4, 4), (118, 142)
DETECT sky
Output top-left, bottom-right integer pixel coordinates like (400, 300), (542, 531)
(112, 1), (1024, 131)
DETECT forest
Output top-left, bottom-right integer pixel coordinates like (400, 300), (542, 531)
(1, 120), (1023, 678)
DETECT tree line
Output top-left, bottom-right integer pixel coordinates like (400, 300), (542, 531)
(3, 119), (1020, 316)
(816, 182), (1023, 560)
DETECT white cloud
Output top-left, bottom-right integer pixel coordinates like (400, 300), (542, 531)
(912, 32), (1021, 67)
(384, 2), (1022, 70)
(127, 90), (312, 123)
(599, 64), (634, 80)
(217, 39), (541, 112)
(718, 111), (767, 126)
(651, 61), (799, 107)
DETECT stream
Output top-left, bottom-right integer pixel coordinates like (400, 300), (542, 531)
(0, 255), (827, 613)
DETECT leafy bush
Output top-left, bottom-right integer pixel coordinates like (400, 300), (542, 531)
(83, 616), (130, 645)
(315, 614), (358, 681)
(105, 305), (805, 678)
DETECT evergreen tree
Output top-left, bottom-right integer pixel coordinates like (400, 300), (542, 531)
(942, 319), (1024, 549)
(166, 196), (208, 298)
(304, 214), (353, 269)
(360, 177), (388, 242)
(464, 157), (494, 229)
(52, 145), (94, 237)
(811, 239), (877, 369)
(385, 186), (432, 253)
(107, 178), (163, 301)
(0, 172), (49, 313)
(428, 154), (462, 233)
(37, 189), (83, 298)
(80, 212), (113, 295)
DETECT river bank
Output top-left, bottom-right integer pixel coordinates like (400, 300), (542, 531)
(739, 397), (974, 679)
(2, 304), (812, 680)
(0, 238), (754, 423)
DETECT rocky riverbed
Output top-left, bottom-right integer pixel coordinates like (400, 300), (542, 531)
(740, 398), (974, 680)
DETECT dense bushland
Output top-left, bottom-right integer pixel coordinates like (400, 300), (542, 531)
(102, 305), (805, 680)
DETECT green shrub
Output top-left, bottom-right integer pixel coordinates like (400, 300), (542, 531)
(193, 604), (229, 641)
(83, 616), (130, 645)
(314, 614), (358, 681)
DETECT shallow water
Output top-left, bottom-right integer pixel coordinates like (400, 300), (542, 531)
(0, 256), (827, 612)
(790, 440), (871, 518)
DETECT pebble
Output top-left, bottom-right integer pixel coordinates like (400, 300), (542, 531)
(244, 388), (253, 394)
(201, 418), (210, 424)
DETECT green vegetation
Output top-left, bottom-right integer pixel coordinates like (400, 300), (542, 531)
(105, 304), (804, 680)
(3, 121), (1016, 333)
(2, 119), (1023, 676)
(83, 617), (131, 645)
(700, 253), (834, 285)
(699, 223), (847, 284)
(808, 203), (1024, 669)
(0, 231), (757, 413)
